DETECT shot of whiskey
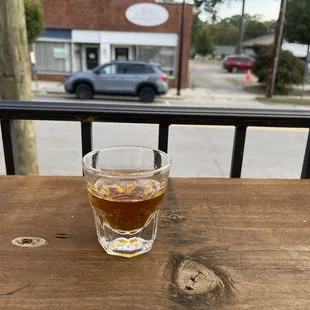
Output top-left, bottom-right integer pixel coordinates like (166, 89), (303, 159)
(82, 147), (171, 258)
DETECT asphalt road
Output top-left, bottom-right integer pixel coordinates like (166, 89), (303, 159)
(0, 96), (308, 178)
(190, 61), (246, 95)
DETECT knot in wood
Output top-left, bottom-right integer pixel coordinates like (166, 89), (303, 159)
(176, 259), (224, 295)
(12, 236), (47, 248)
(170, 213), (180, 221)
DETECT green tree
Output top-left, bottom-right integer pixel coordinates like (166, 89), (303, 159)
(244, 18), (270, 41)
(191, 13), (205, 45)
(210, 22), (238, 45)
(208, 15), (273, 46)
(264, 20), (276, 34)
(253, 48), (304, 93)
(24, 0), (44, 44)
(285, 0), (310, 44)
(194, 26), (214, 56)
(194, 0), (225, 15)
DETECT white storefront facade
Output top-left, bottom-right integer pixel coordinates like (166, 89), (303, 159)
(35, 3), (179, 78)
(34, 1), (193, 86)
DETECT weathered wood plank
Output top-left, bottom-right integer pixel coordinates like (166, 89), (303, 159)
(1, 177), (310, 309)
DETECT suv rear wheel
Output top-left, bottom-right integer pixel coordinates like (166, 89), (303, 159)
(139, 86), (156, 103)
(75, 83), (93, 100)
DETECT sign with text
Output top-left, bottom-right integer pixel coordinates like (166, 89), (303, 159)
(126, 3), (169, 27)
(53, 48), (67, 59)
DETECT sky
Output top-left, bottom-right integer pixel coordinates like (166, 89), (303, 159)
(216, 0), (281, 21)
(159, 0), (281, 21)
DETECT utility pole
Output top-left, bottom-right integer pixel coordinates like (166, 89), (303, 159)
(0, 0), (38, 175)
(266, 0), (288, 98)
(236, 0), (246, 55)
(177, 0), (186, 96)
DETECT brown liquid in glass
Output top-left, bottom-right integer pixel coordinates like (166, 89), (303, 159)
(88, 178), (165, 232)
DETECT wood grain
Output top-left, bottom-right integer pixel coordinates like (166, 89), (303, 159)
(1, 177), (310, 309)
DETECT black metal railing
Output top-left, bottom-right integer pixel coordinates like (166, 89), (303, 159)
(1, 100), (310, 178)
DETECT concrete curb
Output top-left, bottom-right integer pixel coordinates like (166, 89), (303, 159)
(35, 90), (185, 101)
(34, 89), (258, 102)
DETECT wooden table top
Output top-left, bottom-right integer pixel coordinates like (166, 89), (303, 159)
(1, 176), (310, 310)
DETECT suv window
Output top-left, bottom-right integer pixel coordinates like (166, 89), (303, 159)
(98, 64), (118, 75)
(239, 57), (253, 63)
(242, 57), (251, 63)
(122, 64), (154, 74)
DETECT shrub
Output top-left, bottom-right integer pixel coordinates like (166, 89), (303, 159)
(24, 0), (44, 44)
(194, 27), (214, 57)
(253, 47), (305, 94)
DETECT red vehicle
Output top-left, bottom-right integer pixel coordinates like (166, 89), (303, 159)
(223, 56), (254, 73)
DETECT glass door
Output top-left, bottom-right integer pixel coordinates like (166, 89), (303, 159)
(115, 48), (129, 61)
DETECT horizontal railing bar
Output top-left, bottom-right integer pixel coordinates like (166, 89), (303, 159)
(158, 124), (170, 153)
(230, 126), (247, 178)
(1, 101), (310, 128)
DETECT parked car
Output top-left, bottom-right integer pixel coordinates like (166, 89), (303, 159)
(64, 61), (168, 103)
(223, 56), (255, 73)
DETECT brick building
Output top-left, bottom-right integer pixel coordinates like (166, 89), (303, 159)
(35, 0), (193, 88)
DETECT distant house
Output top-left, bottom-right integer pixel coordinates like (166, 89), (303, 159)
(242, 34), (288, 55)
(242, 34), (277, 49)
(242, 34), (310, 61)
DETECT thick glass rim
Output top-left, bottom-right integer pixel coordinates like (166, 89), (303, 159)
(82, 146), (172, 178)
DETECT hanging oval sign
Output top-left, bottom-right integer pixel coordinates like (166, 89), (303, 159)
(126, 3), (169, 27)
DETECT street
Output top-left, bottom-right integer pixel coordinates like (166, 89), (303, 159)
(0, 108), (307, 178)
(190, 61), (247, 95)
(1, 61), (309, 178)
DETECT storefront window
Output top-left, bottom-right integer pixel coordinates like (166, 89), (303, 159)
(35, 42), (71, 73)
(137, 46), (176, 77)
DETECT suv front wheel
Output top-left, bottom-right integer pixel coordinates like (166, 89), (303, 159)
(139, 86), (156, 103)
(75, 83), (93, 100)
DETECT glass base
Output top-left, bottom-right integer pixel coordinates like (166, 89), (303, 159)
(93, 209), (159, 258)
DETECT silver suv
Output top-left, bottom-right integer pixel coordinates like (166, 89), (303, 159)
(64, 61), (168, 103)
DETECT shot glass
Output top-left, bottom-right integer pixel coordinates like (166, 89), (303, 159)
(82, 146), (171, 258)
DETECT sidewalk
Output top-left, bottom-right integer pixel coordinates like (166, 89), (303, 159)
(32, 80), (310, 103)
(31, 80), (257, 101)
(32, 81), (64, 95)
